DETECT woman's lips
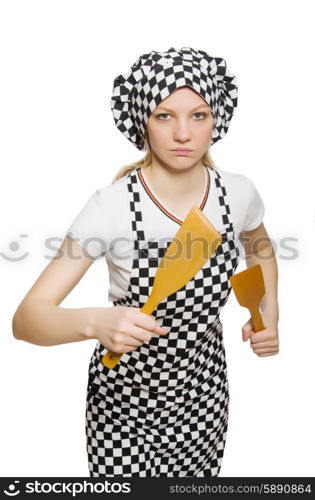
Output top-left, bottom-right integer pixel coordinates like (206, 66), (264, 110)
(171, 149), (193, 156)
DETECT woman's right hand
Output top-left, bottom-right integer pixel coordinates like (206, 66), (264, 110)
(85, 306), (168, 353)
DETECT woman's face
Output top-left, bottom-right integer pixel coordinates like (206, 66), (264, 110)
(146, 86), (215, 169)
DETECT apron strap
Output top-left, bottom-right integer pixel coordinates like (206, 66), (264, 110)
(213, 169), (234, 231)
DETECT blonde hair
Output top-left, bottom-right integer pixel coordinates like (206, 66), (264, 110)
(111, 132), (218, 184)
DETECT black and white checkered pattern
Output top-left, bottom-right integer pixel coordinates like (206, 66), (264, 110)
(110, 47), (238, 151)
(85, 166), (240, 477)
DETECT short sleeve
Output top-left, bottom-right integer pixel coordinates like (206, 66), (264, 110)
(66, 189), (107, 259)
(242, 177), (265, 231)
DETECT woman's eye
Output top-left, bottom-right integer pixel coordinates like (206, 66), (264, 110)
(156, 113), (170, 120)
(156, 112), (207, 120)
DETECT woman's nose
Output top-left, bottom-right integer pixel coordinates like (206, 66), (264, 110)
(172, 120), (192, 142)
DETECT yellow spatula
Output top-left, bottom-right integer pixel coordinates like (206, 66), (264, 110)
(229, 264), (266, 332)
(102, 205), (222, 369)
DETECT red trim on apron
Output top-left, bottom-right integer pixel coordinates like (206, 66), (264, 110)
(138, 165), (210, 224)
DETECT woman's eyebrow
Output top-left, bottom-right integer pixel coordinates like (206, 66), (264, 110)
(155, 104), (209, 112)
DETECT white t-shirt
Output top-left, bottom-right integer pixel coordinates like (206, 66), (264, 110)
(66, 165), (265, 303)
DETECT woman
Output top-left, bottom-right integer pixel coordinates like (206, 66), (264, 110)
(12, 47), (279, 477)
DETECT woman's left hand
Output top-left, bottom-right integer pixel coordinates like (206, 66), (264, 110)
(241, 311), (279, 357)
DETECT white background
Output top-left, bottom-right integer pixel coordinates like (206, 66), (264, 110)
(1, 0), (314, 477)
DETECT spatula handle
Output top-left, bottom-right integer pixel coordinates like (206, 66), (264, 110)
(249, 305), (266, 332)
(101, 348), (124, 369)
(101, 297), (158, 369)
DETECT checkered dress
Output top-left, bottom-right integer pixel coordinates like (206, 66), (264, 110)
(85, 166), (240, 477)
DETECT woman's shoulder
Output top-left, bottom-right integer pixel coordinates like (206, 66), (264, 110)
(213, 167), (262, 197)
(92, 170), (133, 205)
(213, 167), (265, 231)
(214, 166), (253, 185)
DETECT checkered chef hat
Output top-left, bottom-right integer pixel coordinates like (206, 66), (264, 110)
(110, 46), (238, 151)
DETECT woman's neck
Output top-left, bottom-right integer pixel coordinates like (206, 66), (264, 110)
(143, 162), (207, 200)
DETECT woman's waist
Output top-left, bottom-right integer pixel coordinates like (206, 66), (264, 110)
(90, 335), (227, 396)
(88, 358), (229, 406)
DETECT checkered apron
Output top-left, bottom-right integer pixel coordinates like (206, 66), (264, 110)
(85, 166), (240, 477)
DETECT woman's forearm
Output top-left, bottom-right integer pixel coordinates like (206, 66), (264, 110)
(12, 299), (96, 347)
(245, 240), (279, 325)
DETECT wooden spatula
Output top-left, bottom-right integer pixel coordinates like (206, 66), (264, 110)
(102, 205), (222, 369)
(229, 264), (266, 332)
